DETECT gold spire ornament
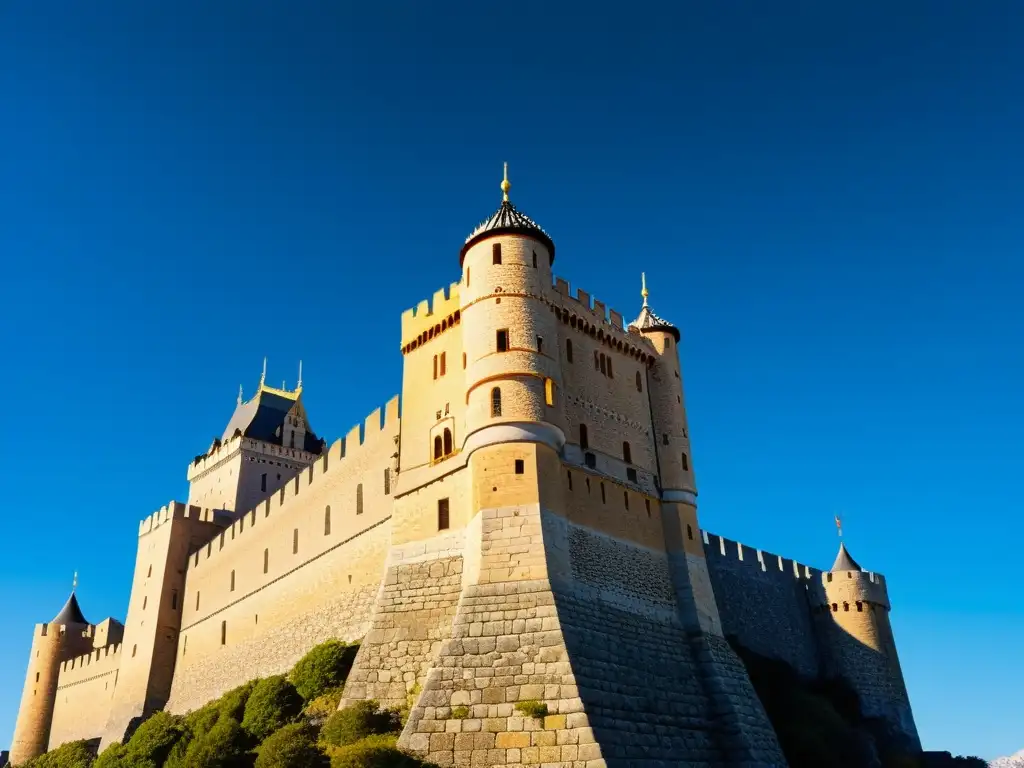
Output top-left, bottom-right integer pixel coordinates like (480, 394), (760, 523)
(641, 272), (649, 307)
(501, 162), (511, 202)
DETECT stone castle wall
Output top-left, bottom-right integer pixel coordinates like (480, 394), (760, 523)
(49, 644), (121, 751)
(702, 531), (822, 679)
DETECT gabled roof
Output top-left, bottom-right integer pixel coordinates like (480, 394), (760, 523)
(220, 385), (323, 454)
(52, 592), (88, 626)
(830, 542), (863, 573)
(629, 305), (680, 341)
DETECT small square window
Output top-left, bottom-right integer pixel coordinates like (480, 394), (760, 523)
(515, 459), (524, 474)
(496, 329), (509, 352)
(493, 243), (502, 264)
(627, 467), (638, 483)
(437, 498), (450, 530)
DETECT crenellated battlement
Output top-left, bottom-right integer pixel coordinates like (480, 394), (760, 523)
(703, 530), (823, 582)
(552, 276), (628, 331)
(401, 282), (461, 349)
(59, 643), (121, 676)
(138, 501), (228, 537)
(551, 276), (656, 364)
(185, 396), (400, 573)
(820, 568), (889, 609)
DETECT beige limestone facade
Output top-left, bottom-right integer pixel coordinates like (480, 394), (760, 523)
(8, 175), (920, 767)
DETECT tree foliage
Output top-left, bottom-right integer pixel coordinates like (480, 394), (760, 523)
(320, 701), (400, 748)
(289, 640), (357, 702)
(20, 741), (95, 768)
(242, 675), (303, 742)
(254, 724), (324, 768)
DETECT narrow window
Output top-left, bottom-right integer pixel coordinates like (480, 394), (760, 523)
(681, 453), (689, 471)
(293, 528), (299, 554)
(687, 524), (694, 540)
(515, 459), (525, 474)
(645, 498), (651, 516)
(433, 355), (438, 380)
(171, 591), (178, 610)
(440, 352), (446, 376)
(221, 621), (227, 645)
(536, 335), (544, 354)
(856, 602), (863, 612)
(663, 433), (669, 446)
(261, 473), (267, 492)
(627, 467), (638, 483)
(434, 435), (443, 460)
(147, 565), (152, 578)
(636, 371), (643, 392)
(599, 354), (606, 375)
(585, 452), (596, 468)
(579, 424), (589, 450)
(438, 498), (450, 530)
(600, 483), (606, 504)
(196, 592), (200, 611)
(585, 477), (591, 492)
(466, 267), (470, 287)
(230, 570), (235, 592)
(462, 352), (467, 369)
(36, 672), (39, 682)
(544, 378), (554, 406)
(491, 387), (502, 417)
(623, 491), (629, 510)
(665, 337), (672, 348)
(496, 329), (509, 352)
(607, 357), (614, 378)
(356, 483), (363, 515)
(289, 433), (295, 449)
(532, 251), (538, 268)
(492, 243), (502, 264)
(325, 505), (331, 535)
(143, 596), (147, 610)
(622, 441), (632, 463)
(442, 428), (452, 455)
(566, 339), (573, 363)
(263, 548), (269, 574)
(132, 644), (137, 657)
(384, 468), (391, 495)
(567, 471), (573, 490)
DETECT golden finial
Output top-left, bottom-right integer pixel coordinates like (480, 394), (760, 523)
(641, 272), (649, 307)
(72, 571), (78, 592)
(501, 162), (511, 202)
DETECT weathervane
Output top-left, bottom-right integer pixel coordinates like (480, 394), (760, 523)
(835, 514), (844, 539)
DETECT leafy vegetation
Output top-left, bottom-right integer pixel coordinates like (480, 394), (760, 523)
(289, 640), (357, 701)
(253, 723), (324, 768)
(20, 741), (95, 768)
(320, 701), (401, 748)
(513, 699), (548, 719)
(242, 676), (303, 742)
(303, 687), (345, 721)
(326, 734), (430, 768)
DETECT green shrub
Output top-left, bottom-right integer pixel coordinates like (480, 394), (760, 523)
(22, 740), (95, 768)
(217, 681), (258, 722)
(123, 711), (188, 765)
(171, 715), (245, 768)
(290, 640), (357, 701)
(242, 675), (303, 742)
(327, 734), (432, 768)
(320, 701), (400, 748)
(254, 723), (325, 768)
(304, 687), (345, 720)
(513, 700), (547, 719)
(450, 706), (469, 719)
(93, 743), (129, 768)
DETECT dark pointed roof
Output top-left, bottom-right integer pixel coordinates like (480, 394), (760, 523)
(830, 542), (863, 573)
(460, 169), (555, 265)
(629, 305), (680, 342)
(219, 384), (323, 454)
(52, 592), (88, 625)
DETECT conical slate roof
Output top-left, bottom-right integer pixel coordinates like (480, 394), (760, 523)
(51, 592), (88, 625)
(629, 304), (681, 341)
(460, 199), (555, 264)
(830, 542), (863, 573)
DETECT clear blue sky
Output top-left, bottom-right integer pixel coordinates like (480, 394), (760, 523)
(1, 1), (1021, 760)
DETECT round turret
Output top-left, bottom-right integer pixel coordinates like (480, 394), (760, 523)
(10, 592), (93, 766)
(460, 165), (565, 455)
(816, 543), (920, 750)
(628, 278), (695, 501)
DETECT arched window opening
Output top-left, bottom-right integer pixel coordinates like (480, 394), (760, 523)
(325, 505), (331, 536)
(681, 453), (689, 471)
(356, 483), (364, 515)
(622, 441), (632, 463)
(434, 435), (443, 460)
(491, 387), (502, 417)
(443, 428), (453, 456)
(544, 378), (555, 406)
(566, 339), (573, 363)
(579, 424), (589, 450)
(492, 243), (502, 264)
(636, 371), (643, 392)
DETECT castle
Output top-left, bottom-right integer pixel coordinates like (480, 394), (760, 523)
(9, 168), (920, 767)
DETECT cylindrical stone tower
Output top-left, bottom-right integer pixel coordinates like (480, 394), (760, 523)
(10, 593), (93, 766)
(459, 163), (565, 458)
(817, 543), (920, 750)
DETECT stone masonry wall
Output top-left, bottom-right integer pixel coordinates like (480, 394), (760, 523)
(703, 532), (821, 679)
(49, 646), (121, 751)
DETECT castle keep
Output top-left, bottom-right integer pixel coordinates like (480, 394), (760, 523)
(9, 169), (920, 767)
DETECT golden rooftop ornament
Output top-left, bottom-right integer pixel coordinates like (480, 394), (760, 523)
(501, 162), (511, 202)
(641, 272), (649, 307)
